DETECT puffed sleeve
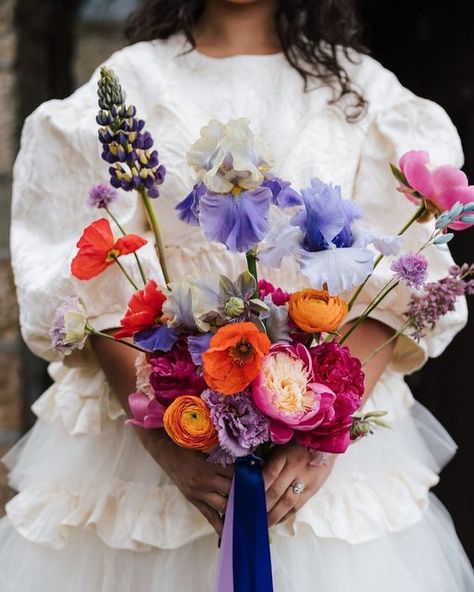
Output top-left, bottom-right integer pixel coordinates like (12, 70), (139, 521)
(348, 62), (468, 374)
(10, 47), (163, 362)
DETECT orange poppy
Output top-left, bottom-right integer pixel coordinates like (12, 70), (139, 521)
(202, 321), (271, 395)
(71, 218), (146, 280)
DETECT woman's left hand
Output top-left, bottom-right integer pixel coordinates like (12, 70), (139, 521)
(263, 441), (336, 527)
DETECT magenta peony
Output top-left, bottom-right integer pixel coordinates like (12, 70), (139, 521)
(149, 341), (207, 406)
(310, 342), (365, 418)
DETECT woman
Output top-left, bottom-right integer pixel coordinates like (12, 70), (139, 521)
(1, 0), (473, 589)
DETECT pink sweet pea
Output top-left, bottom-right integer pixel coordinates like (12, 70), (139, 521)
(126, 391), (166, 429)
(252, 343), (336, 444)
(398, 150), (474, 230)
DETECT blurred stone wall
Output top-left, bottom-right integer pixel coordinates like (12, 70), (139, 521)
(0, 0), (21, 513)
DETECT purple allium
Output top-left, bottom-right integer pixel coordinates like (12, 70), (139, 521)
(87, 183), (118, 209)
(406, 264), (474, 340)
(391, 252), (428, 289)
(49, 297), (88, 357)
(201, 389), (270, 459)
(96, 67), (166, 199)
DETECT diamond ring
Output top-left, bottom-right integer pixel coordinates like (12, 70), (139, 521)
(291, 480), (305, 495)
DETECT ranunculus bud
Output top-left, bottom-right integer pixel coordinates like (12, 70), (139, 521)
(288, 289), (348, 334)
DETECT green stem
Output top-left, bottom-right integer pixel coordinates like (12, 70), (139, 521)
(348, 204), (426, 311)
(86, 325), (147, 353)
(105, 206), (147, 286)
(339, 279), (399, 345)
(115, 258), (139, 290)
(139, 190), (170, 286)
(246, 249), (260, 298)
(362, 320), (411, 366)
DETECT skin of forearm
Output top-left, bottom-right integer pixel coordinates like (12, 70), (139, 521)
(339, 318), (396, 404)
(90, 333), (169, 453)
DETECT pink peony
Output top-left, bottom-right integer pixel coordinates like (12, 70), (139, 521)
(252, 343), (336, 444)
(258, 279), (291, 306)
(398, 150), (474, 230)
(149, 341), (206, 406)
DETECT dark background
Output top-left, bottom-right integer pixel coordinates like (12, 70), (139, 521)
(12, 0), (474, 563)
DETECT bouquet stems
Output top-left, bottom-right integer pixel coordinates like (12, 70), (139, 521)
(362, 320), (411, 366)
(347, 203), (426, 310)
(140, 189), (170, 286)
(86, 325), (147, 353)
(246, 249), (260, 298)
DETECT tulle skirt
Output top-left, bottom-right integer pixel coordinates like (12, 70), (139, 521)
(0, 364), (473, 591)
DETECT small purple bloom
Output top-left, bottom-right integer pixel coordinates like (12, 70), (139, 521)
(391, 252), (428, 289)
(202, 389), (270, 459)
(134, 325), (179, 353)
(87, 183), (118, 209)
(262, 174), (302, 208)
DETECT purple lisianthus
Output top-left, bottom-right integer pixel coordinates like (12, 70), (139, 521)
(96, 67), (166, 199)
(406, 264), (474, 340)
(391, 252), (428, 289)
(87, 183), (118, 209)
(149, 342), (207, 406)
(201, 389), (270, 459)
(49, 297), (89, 357)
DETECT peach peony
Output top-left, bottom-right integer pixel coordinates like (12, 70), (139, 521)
(163, 396), (218, 451)
(288, 289), (348, 334)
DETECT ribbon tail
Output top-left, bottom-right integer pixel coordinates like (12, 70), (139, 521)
(215, 478), (235, 592)
(233, 456), (273, 592)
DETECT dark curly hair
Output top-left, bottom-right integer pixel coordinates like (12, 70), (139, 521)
(125, 0), (368, 121)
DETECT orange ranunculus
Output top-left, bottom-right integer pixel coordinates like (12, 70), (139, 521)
(71, 218), (147, 280)
(288, 289), (348, 334)
(202, 321), (271, 395)
(163, 396), (218, 451)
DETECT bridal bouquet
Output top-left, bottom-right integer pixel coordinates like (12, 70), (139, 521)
(50, 68), (474, 592)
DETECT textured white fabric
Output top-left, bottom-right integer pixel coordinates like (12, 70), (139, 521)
(3, 36), (473, 589)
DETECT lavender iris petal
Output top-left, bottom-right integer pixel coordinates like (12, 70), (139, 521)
(134, 325), (179, 352)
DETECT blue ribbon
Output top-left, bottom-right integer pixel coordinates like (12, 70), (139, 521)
(232, 455), (273, 592)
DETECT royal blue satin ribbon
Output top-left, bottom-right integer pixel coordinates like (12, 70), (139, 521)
(232, 455), (273, 592)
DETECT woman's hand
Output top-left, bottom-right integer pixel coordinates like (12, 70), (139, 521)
(263, 441), (335, 527)
(145, 432), (233, 536)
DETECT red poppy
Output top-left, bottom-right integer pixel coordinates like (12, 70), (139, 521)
(71, 218), (147, 280)
(115, 280), (167, 339)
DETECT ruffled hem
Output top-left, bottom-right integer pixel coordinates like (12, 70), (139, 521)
(32, 362), (125, 436)
(5, 456), (438, 551)
(5, 479), (210, 552)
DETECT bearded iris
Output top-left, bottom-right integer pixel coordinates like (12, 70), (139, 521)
(176, 118), (301, 252)
(260, 178), (401, 293)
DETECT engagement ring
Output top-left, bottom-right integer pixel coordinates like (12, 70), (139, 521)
(292, 480), (305, 495)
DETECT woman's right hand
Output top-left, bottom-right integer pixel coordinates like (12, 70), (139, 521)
(145, 431), (234, 536)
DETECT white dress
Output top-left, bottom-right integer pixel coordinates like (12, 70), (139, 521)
(2, 35), (473, 591)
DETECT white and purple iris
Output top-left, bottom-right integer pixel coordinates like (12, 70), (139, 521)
(176, 118), (301, 253)
(260, 178), (403, 293)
